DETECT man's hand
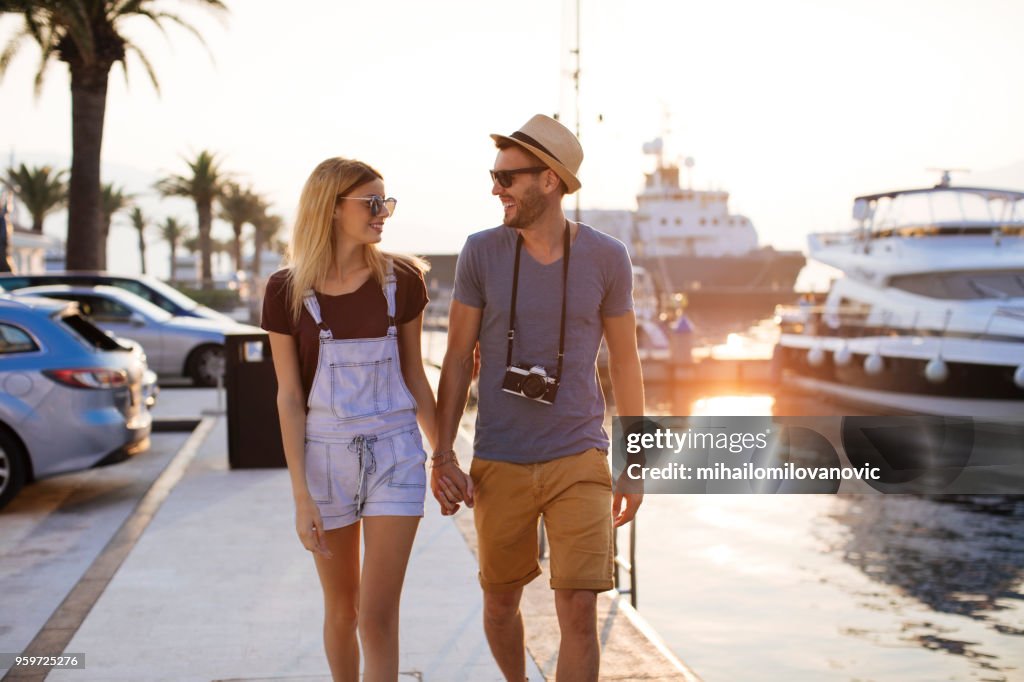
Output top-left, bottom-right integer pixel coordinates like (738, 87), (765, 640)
(612, 470), (643, 527)
(430, 460), (475, 515)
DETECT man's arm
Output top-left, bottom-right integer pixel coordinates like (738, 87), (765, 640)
(432, 299), (483, 513)
(602, 310), (645, 527)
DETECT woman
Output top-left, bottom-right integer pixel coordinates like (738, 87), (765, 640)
(261, 158), (436, 682)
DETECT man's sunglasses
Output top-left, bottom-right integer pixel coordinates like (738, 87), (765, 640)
(489, 167), (549, 189)
(337, 194), (397, 217)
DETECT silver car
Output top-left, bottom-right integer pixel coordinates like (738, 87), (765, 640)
(14, 285), (261, 387)
(0, 295), (152, 510)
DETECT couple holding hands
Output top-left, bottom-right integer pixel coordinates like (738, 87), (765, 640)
(262, 114), (645, 682)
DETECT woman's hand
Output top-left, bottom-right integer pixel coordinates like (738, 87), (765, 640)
(430, 459), (474, 515)
(295, 494), (333, 558)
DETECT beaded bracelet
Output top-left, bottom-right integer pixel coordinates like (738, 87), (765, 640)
(430, 449), (459, 467)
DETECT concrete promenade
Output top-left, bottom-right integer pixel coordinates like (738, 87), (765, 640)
(6, 383), (698, 681)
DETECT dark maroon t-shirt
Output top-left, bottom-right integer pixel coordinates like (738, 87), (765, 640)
(260, 261), (428, 403)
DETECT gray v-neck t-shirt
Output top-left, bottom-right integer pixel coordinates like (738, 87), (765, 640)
(453, 223), (634, 463)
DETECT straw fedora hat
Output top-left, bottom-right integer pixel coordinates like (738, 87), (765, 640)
(491, 114), (583, 194)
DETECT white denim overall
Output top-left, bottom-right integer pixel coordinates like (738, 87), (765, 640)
(302, 260), (426, 530)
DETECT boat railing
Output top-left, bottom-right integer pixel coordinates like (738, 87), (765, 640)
(809, 224), (1024, 248)
(613, 522), (638, 608)
(778, 300), (1024, 339)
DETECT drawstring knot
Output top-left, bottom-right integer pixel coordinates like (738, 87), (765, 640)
(349, 435), (378, 514)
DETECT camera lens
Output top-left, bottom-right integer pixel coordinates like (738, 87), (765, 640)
(521, 373), (547, 399)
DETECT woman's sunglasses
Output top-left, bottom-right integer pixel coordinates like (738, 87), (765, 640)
(337, 194), (397, 217)
(489, 167), (549, 189)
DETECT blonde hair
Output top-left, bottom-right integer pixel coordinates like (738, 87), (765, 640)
(284, 157), (429, 324)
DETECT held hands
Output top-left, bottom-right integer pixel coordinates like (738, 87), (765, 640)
(612, 469), (644, 528)
(295, 494), (333, 558)
(430, 450), (474, 515)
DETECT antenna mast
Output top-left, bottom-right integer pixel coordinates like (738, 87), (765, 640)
(572, 0), (581, 223)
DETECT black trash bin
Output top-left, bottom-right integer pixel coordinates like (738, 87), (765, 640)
(225, 331), (286, 468)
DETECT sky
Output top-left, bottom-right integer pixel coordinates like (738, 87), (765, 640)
(3, 0), (1024, 284)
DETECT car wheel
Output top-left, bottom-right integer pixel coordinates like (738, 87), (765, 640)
(0, 428), (28, 511)
(188, 345), (226, 387)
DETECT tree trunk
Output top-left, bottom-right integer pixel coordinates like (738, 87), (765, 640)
(66, 64), (109, 271)
(98, 219), (110, 270)
(251, 232), (264, 281)
(139, 232), (147, 275)
(232, 222), (243, 273)
(169, 243), (177, 282)
(198, 201), (213, 290)
(32, 216), (43, 233)
(0, 203), (13, 273)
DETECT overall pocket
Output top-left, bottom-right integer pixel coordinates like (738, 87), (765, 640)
(330, 359), (392, 421)
(381, 430), (427, 490)
(304, 440), (333, 504)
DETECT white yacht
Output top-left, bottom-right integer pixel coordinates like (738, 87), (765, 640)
(774, 172), (1024, 417)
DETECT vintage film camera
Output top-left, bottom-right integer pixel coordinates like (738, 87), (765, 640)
(502, 363), (560, 405)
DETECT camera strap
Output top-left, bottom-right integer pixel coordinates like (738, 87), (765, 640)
(506, 221), (572, 379)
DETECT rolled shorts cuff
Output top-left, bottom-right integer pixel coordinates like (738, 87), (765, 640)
(550, 577), (614, 592)
(360, 501), (424, 518)
(478, 566), (543, 593)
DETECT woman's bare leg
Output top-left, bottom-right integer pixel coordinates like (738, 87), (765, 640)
(314, 522), (362, 682)
(359, 516), (420, 682)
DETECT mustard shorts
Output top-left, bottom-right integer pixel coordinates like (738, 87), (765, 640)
(469, 448), (614, 592)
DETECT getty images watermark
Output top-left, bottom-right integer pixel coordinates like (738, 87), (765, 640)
(611, 416), (1024, 494)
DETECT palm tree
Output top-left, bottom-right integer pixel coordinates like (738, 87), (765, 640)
(211, 236), (232, 274)
(218, 182), (263, 273)
(128, 206), (148, 275)
(156, 150), (227, 290)
(3, 164), (68, 233)
(99, 182), (131, 269)
(0, 1), (228, 270)
(251, 211), (283, 281)
(158, 216), (188, 283)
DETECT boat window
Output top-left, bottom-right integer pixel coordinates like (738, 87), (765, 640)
(870, 190), (1024, 231)
(889, 270), (1024, 299)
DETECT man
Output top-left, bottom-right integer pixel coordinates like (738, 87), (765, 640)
(431, 114), (645, 682)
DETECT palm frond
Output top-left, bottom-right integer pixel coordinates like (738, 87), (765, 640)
(122, 39), (160, 93)
(0, 29), (30, 79)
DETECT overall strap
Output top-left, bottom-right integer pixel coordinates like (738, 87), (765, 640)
(383, 258), (398, 337)
(302, 290), (333, 340)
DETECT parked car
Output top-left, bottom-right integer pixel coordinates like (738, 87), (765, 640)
(118, 337), (161, 409)
(13, 285), (261, 387)
(0, 295), (153, 510)
(0, 271), (235, 322)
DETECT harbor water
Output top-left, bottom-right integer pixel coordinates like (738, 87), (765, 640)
(634, 393), (1024, 682)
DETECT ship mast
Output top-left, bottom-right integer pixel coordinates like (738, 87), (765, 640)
(571, 0), (581, 223)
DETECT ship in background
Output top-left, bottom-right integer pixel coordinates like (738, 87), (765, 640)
(580, 138), (805, 331)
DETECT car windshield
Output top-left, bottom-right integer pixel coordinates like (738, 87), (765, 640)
(132, 276), (202, 312)
(102, 290), (175, 322)
(30, 288), (176, 323)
